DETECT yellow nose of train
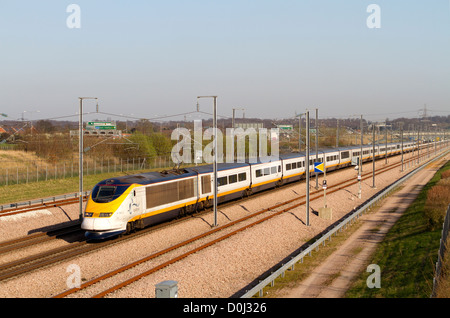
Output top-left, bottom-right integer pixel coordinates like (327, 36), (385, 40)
(81, 180), (133, 239)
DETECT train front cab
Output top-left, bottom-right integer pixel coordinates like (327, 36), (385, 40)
(82, 180), (137, 239)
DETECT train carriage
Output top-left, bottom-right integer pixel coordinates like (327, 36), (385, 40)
(323, 149), (340, 172)
(279, 153), (306, 185)
(250, 159), (283, 193)
(191, 163), (251, 206)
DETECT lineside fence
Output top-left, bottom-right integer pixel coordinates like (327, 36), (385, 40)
(431, 204), (450, 298)
(0, 155), (172, 186)
(240, 149), (449, 298)
(0, 191), (90, 212)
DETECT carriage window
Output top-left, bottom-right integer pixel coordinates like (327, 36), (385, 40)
(286, 163), (291, 170)
(238, 172), (246, 182)
(271, 166), (277, 174)
(263, 168), (270, 176)
(229, 174), (237, 184)
(256, 169), (262, 178)
(291, 162), (297, 169)
(217, 176), (228, 187)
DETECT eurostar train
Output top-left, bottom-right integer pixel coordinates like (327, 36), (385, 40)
(81, 140), (445, 239)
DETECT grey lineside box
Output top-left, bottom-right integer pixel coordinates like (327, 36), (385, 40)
(155, 280), (178, 298)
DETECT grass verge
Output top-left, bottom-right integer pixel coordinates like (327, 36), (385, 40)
(345, 160), (450, 298)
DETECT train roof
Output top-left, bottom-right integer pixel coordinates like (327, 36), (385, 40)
(96, 168), (198, 186)
(279, 153), (305, 159)
(188, 162), (249, 174)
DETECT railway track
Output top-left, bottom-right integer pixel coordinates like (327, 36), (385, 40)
(0, 223), (81, 256)
(53, 152), (429, 298)
(0, 148), (441, 296)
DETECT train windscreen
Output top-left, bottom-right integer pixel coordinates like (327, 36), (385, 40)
(91, 184), (130, 203)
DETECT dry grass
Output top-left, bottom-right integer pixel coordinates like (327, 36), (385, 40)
(0, 150), (45, 169)
(441, 170), (450, 179)
(430, 164), (450, 298)
(424, 172), (450, 231)
(435, 237), (450, 298)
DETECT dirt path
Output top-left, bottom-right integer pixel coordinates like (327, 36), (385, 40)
(278, 156), (449, 298)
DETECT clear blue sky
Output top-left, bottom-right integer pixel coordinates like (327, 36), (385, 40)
(1, 1), (449, 123)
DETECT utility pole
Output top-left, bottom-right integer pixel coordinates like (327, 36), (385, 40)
(385, 119), (388, 164)
(198, 96), (218, 227)
(360, 115), (363, 173)
(305, 110), (310, 227)
(336, 118), (339, 148)
(433, 124), (437, 156)
(78, 97), (98, 220)
(297, 113), (302, 151)
(213, 97), (217, 227)
(401, 122), (404, 172)
(410, 124), (414, 167)
(358, 115), (362, 199)
(232, 109), (235, 129)
(315, 108), (318, 190)
(323, 154), (327, 208)
(232, 107), (244, 129)
(417, 124), (420, 164)
(372, 121), (376, 188)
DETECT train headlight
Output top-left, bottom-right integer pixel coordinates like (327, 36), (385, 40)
(99, 212), (113, 217)
(84, 212), (93, 217)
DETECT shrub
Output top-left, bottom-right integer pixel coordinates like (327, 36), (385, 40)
(441, 170), (450, 180)
(424, 184), (450, 231)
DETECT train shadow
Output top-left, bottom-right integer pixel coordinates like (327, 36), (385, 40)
(28, 219), (85, 243)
